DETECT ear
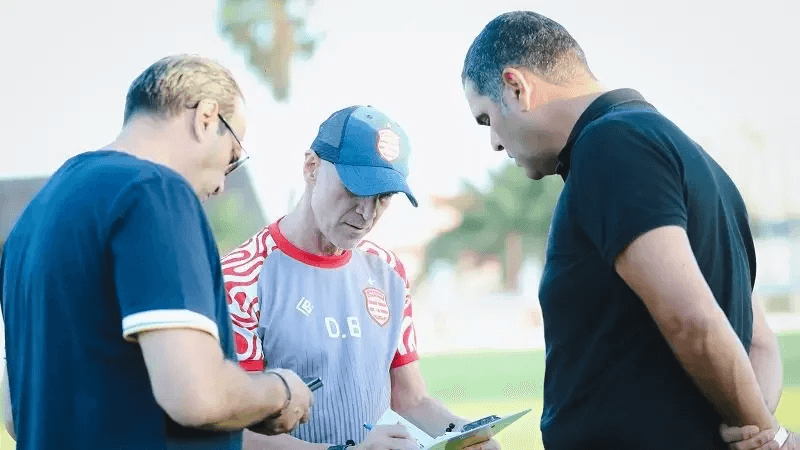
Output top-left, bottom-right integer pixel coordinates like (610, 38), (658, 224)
(303, 151), (321, 184)
(192, 99), (220, 142)
(501, 68), (533, 112)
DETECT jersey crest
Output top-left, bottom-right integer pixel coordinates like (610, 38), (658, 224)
(364, 287), (390, 326)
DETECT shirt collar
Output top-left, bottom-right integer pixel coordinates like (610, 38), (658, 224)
(556, 88), (651, 180)
(269, 218), (352, 269)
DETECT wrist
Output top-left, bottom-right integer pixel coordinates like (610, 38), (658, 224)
(328, 439), (358, 450)
(262, 370), (291, 413)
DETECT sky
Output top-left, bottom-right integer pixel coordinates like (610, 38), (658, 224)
(1, 0), (798, 249)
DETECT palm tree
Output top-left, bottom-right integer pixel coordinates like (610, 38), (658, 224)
(423, 162), (562, 291)
(218, 0), (319, 101)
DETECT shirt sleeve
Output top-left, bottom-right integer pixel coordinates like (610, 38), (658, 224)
(221, 228), (273, 372)
(228, 276), (264, 372)
(390, 253), (419, 368)
(111, 176), (220, 342)
(227, 266), (265, 373)
(569, 117), (688, 266)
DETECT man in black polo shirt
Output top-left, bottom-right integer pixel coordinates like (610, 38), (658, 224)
(461, 11), (796, 450)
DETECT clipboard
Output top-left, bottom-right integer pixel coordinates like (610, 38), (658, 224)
(374, 408), (531, 450)
(426, 409), (531, 450)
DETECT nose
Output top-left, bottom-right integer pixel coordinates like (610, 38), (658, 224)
(490, 130), (504, 152)
(354, 196), (378, 220)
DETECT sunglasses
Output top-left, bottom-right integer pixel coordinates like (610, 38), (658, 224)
(217, 113), (250, 176)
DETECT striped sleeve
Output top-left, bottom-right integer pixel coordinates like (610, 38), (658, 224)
(391, 292), (418, 368)
(122, 310), (219, 342)
(358, 241), (420, 368)
(221, 226), (276, 372)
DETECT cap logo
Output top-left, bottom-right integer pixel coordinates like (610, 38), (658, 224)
(376, 128), (400, 162)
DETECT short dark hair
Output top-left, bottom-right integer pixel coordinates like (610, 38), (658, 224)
(462, 11), (594, 105)
(123, 54), (242, 125)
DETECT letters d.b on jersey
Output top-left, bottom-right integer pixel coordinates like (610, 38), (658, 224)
(364, 287), (390, 327)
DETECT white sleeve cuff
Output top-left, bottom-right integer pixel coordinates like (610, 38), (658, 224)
(122, 309), (220, 342)
(774, 426), (789, 447)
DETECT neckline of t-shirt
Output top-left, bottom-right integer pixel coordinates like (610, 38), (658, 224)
(556, 88), (650, 179)
(83, 149), (186, 177)
(268, 219), (352, 269)
(83, 148), (197, 191)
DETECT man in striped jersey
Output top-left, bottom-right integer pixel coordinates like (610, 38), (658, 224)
(223, 106), (500, 450)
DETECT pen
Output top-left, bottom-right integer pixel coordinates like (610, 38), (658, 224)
(304, 377), (323, 392)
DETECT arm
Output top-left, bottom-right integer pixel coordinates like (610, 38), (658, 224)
(222, 232), (317, 437)
(390, 363), (500, 450)
(111, 179), (310, 433)
(615, 225), (774, 429)
(242, 430), (329, 450)
(749, 296), (783, 414)
(2, 357), (13, 441)
(390, 361), (468, 437)
(360, 243), (463, 435)
(716, 299), (786, 450)
(362, 243), (498, 449)
(137, 328), (297, 430)
(2, 306), (13, 440)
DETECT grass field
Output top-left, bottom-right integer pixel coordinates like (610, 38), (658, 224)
(2, 333), (799, 449)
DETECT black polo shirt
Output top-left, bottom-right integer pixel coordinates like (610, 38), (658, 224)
(538, 89), (756, 449)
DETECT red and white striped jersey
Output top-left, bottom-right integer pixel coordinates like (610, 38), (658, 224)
(221, 220), (419, 444)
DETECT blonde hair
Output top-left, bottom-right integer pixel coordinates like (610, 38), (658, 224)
(123, 54), (243, 125)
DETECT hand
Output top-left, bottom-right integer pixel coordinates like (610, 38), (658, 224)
(720, 424), (799, 450)
(462, 437), (501, 450)
(253, 368), (314, 435)
(354, 424), (419, 450)
(720, 423), (779, 450)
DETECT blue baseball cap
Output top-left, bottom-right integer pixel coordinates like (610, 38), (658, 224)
(310, 105), (418, 207)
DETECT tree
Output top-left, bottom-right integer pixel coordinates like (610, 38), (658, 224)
(215, 0), (321, 248)
(218, 0), (319, 101)
(203, 168), (268, 255)
(208, 194), (251, 255)
(423, 163), (563, 291)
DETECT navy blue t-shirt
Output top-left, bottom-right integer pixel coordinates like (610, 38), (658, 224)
(1, 151), (242, 449)
(538, 90), (756, 449)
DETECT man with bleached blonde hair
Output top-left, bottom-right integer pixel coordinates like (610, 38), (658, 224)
(1, 54), (313, 450)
